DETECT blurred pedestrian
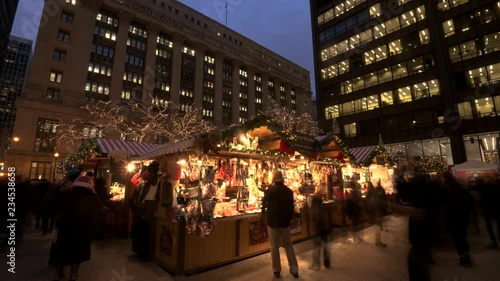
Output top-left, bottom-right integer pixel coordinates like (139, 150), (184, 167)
(261, 170), (299, 278)
(441, 172), (475, 267)
(93, 177), (111, 239)
(367, 181), (387, 247)
(477, 173), (500, 248)
(396, 170), (436, 281)
(309, 185), (332, 270)
(345, 184), (363, 243)
(49, 173), (101, 281)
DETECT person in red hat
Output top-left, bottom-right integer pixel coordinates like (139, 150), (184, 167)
(49, 173), (101, 281)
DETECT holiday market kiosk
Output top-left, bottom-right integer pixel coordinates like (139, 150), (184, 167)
(131, 116), (344, 275)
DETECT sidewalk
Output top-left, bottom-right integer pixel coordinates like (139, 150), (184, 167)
(1, 214), (499, 281)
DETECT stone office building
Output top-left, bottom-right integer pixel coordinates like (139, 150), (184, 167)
(9, 0), (312, 180)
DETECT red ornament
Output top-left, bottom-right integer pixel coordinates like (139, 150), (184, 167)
(279, 139), (294, 156)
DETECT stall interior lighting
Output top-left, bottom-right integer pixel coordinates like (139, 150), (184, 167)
(177, 159), (187, 166)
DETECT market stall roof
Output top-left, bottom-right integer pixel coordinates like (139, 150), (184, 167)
(133, 139), (196, 161)
(95, 138), (159, 156)
(350, 146), (376, 164)
(451, 160), (498, 171)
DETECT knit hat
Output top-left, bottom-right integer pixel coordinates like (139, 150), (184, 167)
(273, 170), (284, 183)
(72, 175), (94, 191)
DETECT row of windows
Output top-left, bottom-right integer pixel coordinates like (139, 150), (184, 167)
(203, 94), (214, 103)
(329, 55), (434, 95)
(123, 71), (143, 84)
(320, 6), (429, 61)
(239, 92), (248, 99)
(34, 118), (58, 153)
(57, 30), (70, 43)
(180, 88), (194, 97)
(153, 97), (169, 107)
(437, 0), (468, 11)
(465, 62), (500, 87)
(239, 69), (248, 77)
(94, 26), (117, 41)
(125, 53), (144, 67)
(61, 12), (74, 24)
(317, 0), (367, 25)
(203, 108), (214, 117)
(156, 81), (170, 92)
(46, 88), (60, 100)
(127, 37), (147, 51)
(49, 70), (63, 83)
(205, 55), (215, 64)
(129, 25), (148, 38)
(182, 46), (196, 56)
(222, 99), (231, 107)
(88, 61), (112, 76)
(96, 13), (118, 27)
(443, 3), (500, 37)
(256, 85), (262, 92)
(65, 0), (76, 5)
(157, 34), (173, 48)
(240, 80), (248, 87)
(204, 80), (214, 89)
(91, 43), (114, 58)
(322, 31), (429, 79)
(156, 49), (172, 60)
(204, 65), (214, 75)
(121, 89), (142, 101)
(240, 105), (248, 112)
(449, 32), (500, 63)
(85, 80), (110, 95)
(325, 79), (440, 119)
(53, 49), (66, 62)
(458, 96), (500, 120)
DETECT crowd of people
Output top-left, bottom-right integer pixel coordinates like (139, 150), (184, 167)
(1, 165), (499, 280)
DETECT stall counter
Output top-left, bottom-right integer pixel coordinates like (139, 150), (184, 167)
(154, 211), (310, 276)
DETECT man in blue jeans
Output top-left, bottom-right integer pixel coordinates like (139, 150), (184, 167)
(262, 170), (299, 279)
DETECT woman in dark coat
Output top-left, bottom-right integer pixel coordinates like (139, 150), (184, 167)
(50, 174), (101, 281)
(366, 181), (387, 247)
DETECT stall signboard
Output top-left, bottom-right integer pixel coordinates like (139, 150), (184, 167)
(249, 220), (268, 245)
(292, 132), (316, 155)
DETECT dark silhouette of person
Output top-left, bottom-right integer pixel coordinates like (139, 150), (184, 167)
(49, 172), (101, 281)
(395, 168), (438, 281)
(441, 172), (475, 267)
(367, 181), (387, 247)
(93, 177), (112, 239)
(130, 161), (161, 259)
(261, 170), (299, 278)
(309, 186), (332, 270)
(477, 174), (500, 248)
(345, 183), (363, 243)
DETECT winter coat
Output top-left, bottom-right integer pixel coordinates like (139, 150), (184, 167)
(262, 182), (294, 228)
(50, 186), (101, 265)
(367, 187), (387, 223)
(443, 182), (475, 227)
(311, 195), (332, 235)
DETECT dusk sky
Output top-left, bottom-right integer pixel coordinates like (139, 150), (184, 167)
(11, 0), (316, 98)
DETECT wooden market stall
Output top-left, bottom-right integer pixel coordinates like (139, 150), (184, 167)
(131, 116), (344, 276)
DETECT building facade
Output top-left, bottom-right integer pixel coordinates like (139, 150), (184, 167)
(0, 0), (20, 74)
(0, 35), (32, 162)
(311, 0), (500, 165)
(8, 0), (311, 179)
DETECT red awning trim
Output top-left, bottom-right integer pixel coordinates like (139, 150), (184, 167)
(133, 139), (196, 161)
(349, 146), (376, 163)
(95, 138), (160, 156)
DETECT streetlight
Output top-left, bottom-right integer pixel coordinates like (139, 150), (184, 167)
(52, 152), (59, 182)
(12, 137), (20, 168)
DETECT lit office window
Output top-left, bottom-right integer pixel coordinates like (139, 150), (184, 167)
(457, 101), (473, 119)
(398, 87), (412, 103)
(325, 105), (340, 119)
(443, 20), (455, 37)
(419, 29), (430, 45)
(49, 71), (63, 83)
(474, 97), (496, 118)
(380, 91), (394, 106)
(65, 0), (76, 5)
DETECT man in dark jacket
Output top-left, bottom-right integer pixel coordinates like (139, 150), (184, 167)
(310, 186), (332, 270)
(262, 170), (299, 279)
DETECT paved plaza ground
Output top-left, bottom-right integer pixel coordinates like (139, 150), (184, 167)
(1, 214), (500, 281)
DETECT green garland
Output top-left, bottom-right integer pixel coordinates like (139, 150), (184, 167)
(314, 134), (354, 160)
(56, 139), (99, 171)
